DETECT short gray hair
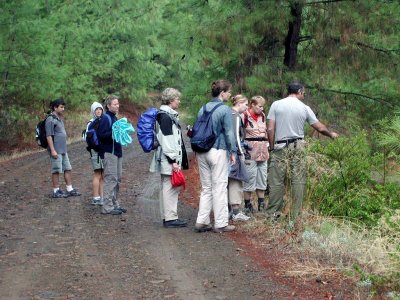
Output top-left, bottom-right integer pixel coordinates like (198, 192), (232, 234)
(161, 88), (181, 105)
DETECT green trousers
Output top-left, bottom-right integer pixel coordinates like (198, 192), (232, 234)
(266, 142), (307, 220)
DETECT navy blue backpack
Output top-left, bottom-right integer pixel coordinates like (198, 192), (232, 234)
(85, 114), (111, 152)
(190, 103), (223, 153)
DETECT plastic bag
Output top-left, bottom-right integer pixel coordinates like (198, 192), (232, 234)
(171, 170), (186, 189)
(112, 117), (135, 146)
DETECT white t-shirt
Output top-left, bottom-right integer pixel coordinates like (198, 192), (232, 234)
(267, 96), (318, 147)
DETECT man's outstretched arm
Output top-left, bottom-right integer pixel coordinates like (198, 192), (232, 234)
(311, 121), (338, 139)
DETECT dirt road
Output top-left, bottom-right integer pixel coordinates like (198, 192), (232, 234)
(0, 139), (305, 300)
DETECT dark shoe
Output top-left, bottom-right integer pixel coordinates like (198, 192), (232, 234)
(52, 189), (67, 198)
(213, 225), (236, 233)
(194, 223), (213, 233)
(163, 219), (187, 228)
(65, 188), (81, 197)
(101, 208), (122, 215)
(244, 203), (255, 215)
(258, 200), (265, 212)
(116, 207), (127, 213)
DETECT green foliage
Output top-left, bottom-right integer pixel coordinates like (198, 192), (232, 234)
(376, 112), (400, 153)
(0, 0), (399, 144)
(0, 105), (31, 147)
(307, 134), (400, 227)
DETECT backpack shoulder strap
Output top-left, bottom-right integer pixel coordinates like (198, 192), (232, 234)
(45, 114), (56, 131)
(44, 113), (55, 123)
(243, 111), (249, 128)
(103, 113), (112, 127)
(158, 110), (179, 126)
(207, 102), (223, 115)
(261, 112), (266, 123)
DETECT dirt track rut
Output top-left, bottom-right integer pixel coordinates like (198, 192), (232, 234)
(0, 141), (293, 299)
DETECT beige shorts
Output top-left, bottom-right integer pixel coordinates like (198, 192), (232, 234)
(243, 160), (268, 192)
(90, 150), (104, 171)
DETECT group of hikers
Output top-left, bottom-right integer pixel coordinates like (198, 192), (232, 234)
(45, 95), (126, 215)
(44, 79), (338, 231)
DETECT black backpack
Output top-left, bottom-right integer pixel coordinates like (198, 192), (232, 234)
(190, 103), (223, 153)
(35, 114), (53, 148)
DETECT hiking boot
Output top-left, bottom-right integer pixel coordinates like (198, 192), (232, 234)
(101, 208), (122, 215)
(232, 211), (250, 221)
(194, 223), (213, 233)
(65, 188), (81, 197)
(258, 200), (265, 212)
(244, 203), (255, 215)
(163, 219), (187, 228)
(213, 225), (235, 233)
(52, 189), (67, 198)
(115, 207), (127, 213)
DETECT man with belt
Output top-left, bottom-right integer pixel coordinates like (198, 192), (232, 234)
(266, 81), (338, 223)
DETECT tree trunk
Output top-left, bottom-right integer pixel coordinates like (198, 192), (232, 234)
(59, 34), (67, 67)
(283, 2), (303, 70)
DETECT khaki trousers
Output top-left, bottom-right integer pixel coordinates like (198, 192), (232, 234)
(160, 174), (180, 221)
(266, 142), (307, 220)
(228, 178), (243, 206)
(102, 153), (122, 213)
(196, 148), (229, 229)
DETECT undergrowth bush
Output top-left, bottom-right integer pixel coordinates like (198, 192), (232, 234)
(0, 105), (31, 147)
(306, 133), (400, 227)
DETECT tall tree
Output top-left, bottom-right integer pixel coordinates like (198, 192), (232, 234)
(283, 1), (303, 69)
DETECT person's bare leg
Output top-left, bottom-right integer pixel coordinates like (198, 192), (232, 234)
(64, 170), (72, 186)
(52, 173), (60, 189)
(92, 170), (102, 198)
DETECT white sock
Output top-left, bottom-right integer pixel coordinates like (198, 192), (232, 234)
(53, 188), (60, 193)
(93, 196), (101, 200)
(66, 185), (73, 192)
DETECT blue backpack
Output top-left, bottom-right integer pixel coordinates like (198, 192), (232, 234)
(136, 107), (161, 153)
(85, 114), (111, 152)
(137, 108), (177, 152)
(190, 103), (223, 153)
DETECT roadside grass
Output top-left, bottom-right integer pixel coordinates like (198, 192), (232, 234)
(0, 135), (84, 164)
(0, 109), (85, 162)
(241, 211), (400, 298)
(65, 110), (89, 140)
(0, 148), (44, 163)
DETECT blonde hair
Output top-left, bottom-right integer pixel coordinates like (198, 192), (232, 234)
(231, 94), (248, 106)
(161, 88), (181, 105)
(250, 95), (266, 106)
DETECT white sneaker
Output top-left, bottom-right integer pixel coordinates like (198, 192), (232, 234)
(232, 211), (250, 221)
(91, 198), (103, 206)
